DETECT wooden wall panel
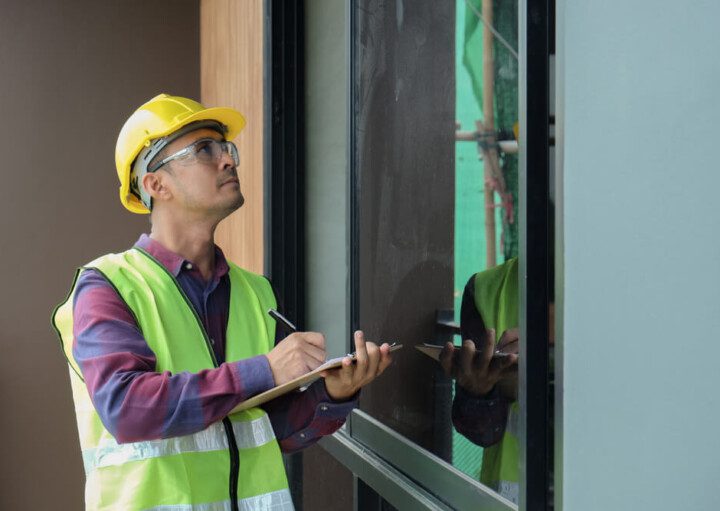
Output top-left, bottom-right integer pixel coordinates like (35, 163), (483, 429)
(201, 0), (265, 273)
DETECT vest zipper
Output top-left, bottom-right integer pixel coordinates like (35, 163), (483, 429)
(222, 419), (241, 510)
(135, 248), (240, 511)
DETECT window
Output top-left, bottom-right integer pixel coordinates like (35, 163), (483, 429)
(280, 0), (553, 508)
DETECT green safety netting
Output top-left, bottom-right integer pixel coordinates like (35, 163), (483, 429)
(463, 0), (519, 261)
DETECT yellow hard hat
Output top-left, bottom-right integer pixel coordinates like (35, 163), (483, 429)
(115, 93), (246, 214)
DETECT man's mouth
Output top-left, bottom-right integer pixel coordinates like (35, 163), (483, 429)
(220, 177), (239, 187)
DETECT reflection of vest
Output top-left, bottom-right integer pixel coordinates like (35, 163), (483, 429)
(474, 257), (519, 504)
(52, 248), (293, 511)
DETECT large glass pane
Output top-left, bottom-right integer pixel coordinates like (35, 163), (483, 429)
(351, 0), (522, 505)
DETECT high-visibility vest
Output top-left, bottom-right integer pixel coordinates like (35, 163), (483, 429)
(52, 248), (293, 511)
(474, 257), (520, 504)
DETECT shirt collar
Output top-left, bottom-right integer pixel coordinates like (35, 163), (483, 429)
(134, 234), (230, 279)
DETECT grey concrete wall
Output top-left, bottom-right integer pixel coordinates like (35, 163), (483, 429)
(0, 1), (199, 507)
(304, 0), (349, 360)
(556, 1), (720, 509)
(303, 1), (354, 509)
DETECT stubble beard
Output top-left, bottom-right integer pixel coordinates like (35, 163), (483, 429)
(217, 189), (244, 219)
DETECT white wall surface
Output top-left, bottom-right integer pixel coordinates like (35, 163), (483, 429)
(556, 1), (720, 510)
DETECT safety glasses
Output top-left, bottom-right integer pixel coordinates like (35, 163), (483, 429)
(148, 138), (239, 173)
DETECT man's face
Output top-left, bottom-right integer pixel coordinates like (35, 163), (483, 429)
(151, 127), (244, 219)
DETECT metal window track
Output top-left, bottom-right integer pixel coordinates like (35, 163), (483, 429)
(320, 410), (517, 511)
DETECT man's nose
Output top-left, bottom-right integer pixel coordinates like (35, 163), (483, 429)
(218, 149), (236, 169)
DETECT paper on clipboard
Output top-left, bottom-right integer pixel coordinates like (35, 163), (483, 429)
(230, 343), (403, 413)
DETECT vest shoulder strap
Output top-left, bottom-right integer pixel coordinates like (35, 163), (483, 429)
(228, 263), (276, 304)
(473, 257), (519, 331)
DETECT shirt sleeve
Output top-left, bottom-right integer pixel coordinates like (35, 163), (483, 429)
(452, 384), (510, 447)
(262, 379), (357, 453)
(73, 268), (276, 444)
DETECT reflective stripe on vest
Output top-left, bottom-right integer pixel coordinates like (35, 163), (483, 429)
(53, 248), (290, 510)
(82, 415), (276, 474)
(474, 257), (520, 504)
(143, 489), (294, 511)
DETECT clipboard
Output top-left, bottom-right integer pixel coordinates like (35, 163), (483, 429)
(415, 343), (512, 362)
(230, 343), (403, 413)
(414, 343), (447, 361)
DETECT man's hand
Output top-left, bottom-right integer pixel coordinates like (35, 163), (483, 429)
(266, 332), (327, 385)
(496, 327), (519, 355)
(321, 331), (393, 401)
(439, 328), (518, 398)
(495, 328), (519, 400)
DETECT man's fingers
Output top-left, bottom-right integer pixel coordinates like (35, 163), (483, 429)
(301, 332), (326, 350)
(324, 336), (392, 400)
(460, 340), (475, 377)
(487, 353), (518, 379)
(439, 342), (455, 376)
(336, 356), (354, 384)
(301, 343), (327, 367)
(479, 328), (496, 367)
(376, 343), (393, 376)
(496, 327), (519, 351)
(362, 342), (380, 384)
(353, 330), (368, 382)
(321, 356), (354, 382)
(498, 340), (519, 355)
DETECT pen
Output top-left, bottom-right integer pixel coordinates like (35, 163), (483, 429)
(268, 308), (298, 332)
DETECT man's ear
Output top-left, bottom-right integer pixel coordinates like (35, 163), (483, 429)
(142, 172), (173, 204)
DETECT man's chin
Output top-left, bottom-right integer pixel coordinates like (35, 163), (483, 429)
(211, 191), (244, 219)
(226, 194), (245, 213)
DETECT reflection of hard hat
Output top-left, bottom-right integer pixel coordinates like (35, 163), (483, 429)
(115, 94), (246, 214)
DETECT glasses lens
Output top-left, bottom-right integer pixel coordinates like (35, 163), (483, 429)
(169, 139), (239, 168)
(195, 140), (239, 167)
(190, 139), (218, 164)
(226, 141), (240, 166)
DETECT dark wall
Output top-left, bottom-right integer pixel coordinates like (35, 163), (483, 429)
(355, 0), (456, 453)
(0, 1), (199, 507)
(302, 444), (354, 511)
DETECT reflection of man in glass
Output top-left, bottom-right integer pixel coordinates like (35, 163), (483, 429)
(440, 257), (520, 502)
(440, 252), (554, 505)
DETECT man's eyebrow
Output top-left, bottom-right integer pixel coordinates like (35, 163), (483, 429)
(192, 134), (225, 143)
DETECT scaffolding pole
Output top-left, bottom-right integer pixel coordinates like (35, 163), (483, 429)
(482, 0), (497, 267)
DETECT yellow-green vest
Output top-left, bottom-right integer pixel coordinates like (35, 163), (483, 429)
(474, 257), (519, 504)
(52, 248), (292, 511)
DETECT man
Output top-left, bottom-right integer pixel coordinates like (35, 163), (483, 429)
(53, 94), (392, 511)
(440, 255), (554, 505)
(440, 257), (520, 503)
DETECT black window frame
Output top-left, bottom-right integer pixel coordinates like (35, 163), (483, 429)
(265, 0), (306, 508)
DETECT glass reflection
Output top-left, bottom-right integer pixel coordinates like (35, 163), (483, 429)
(446, 0), (521, 503)
(443, 258), (521, 502)
(441, 253), (554, 505)
(351, 0), (537, 506)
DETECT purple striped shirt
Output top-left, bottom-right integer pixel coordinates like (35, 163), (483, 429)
(72, 234), (354, 450)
